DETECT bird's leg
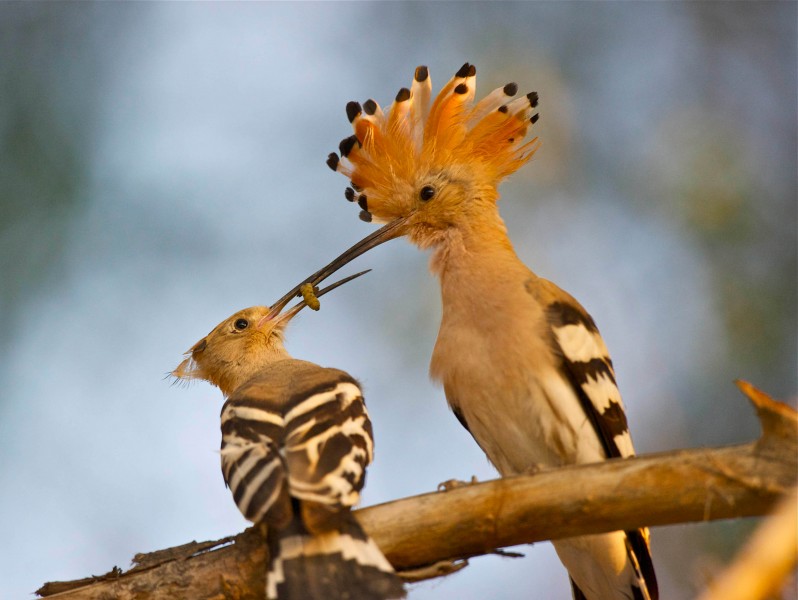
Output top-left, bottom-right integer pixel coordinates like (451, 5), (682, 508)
(397, 559), (469, 582)
(523, 463), (544, 475)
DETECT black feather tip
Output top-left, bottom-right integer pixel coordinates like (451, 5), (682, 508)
(363, 99), (377, 115)
(346, 101), (362, 123)
(326, 153), (340, 171)
(395, 87), (411, 103)
(339, 135), (360, 158)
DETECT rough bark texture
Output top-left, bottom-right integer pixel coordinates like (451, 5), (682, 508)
(37, 382), (797, 599)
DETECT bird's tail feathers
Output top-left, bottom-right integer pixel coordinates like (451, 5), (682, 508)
(555, 529), (657, 600)
(624, 528), (658, 600)
(267, 511), (405, 600)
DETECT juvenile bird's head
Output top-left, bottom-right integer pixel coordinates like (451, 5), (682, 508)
(172, 306), (289, 397)
(173, 271), (368, 397)
(327, 62), (540, 250)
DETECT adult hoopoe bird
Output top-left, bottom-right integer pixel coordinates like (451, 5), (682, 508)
(173, 270), (405, 600)
(325, 63), (658, 600)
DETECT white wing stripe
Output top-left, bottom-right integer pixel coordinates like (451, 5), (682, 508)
(284, 382), (362, 424)
(580, 372), (623, 412)
(613, 431), (635, 459)
(288, 414), (373, 464)
(237, 457), (282, 517)
(226, 443), (271, 492)
(222, 405), (284, 427)
(553, 323), (609, 363)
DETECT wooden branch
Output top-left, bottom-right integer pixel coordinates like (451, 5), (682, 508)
(38, 381), (797, 599)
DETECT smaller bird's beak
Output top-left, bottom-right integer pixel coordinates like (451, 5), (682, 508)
(260, 217), (408, 324)
(259, 269), (371, 328)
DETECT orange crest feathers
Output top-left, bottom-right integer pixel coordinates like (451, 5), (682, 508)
(327, 62), (540, 222)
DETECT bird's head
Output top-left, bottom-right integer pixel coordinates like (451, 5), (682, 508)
(327, 63), (540, 250)
(172, 271), (368, 397)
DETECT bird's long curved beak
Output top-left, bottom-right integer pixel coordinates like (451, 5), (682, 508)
(262, 217), (408, 323)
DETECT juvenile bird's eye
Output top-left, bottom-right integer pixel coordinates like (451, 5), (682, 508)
(234, 318), (249, 330)
(420, 185), (436, 201)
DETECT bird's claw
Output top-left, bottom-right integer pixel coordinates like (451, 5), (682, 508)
(398, 559), (469, 582)
(437, 476), (478, 492)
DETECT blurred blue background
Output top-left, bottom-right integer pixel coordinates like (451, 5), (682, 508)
(1, 3), (795, 599)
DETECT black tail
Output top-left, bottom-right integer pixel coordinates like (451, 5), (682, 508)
(266, 511), (405, 600)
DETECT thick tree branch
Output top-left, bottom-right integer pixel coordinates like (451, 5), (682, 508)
(38, 381), (797, 599)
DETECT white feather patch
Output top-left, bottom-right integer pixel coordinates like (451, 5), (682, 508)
(222, 405), (283, 427)
(288, 412), (373, 464)
(284, 382), (362, 424)
(553, 324), (609, 363)
(613, 430), (635, 459)
(287, 413), (372, 507)
(220, 440), (261, 480)
(580, 371), (623, 412)
(236, 457), (281, 517)
(554, 531), (651, 600)
(224, 442), (271, 493)
(289, 443), (368, 507)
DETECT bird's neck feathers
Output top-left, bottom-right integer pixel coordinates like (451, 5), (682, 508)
(426, 196), (535, 330)
(202, 341), (292, 398)
(428, 197), (523, 279)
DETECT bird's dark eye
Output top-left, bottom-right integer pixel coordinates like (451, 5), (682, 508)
(419, 185), (436, 201)
(234, 318), (249, 331)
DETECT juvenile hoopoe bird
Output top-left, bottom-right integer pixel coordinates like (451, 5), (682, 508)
(173, 271), (405, 600)
(325, 63), (658, 600)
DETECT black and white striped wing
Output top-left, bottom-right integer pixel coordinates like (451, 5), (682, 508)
(541, 284), (658, 599)
(219, 398), (290, 525)
(545, 299), (634, 460)
(220, 363), (402, 599)
(283, 377), (374, 509)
